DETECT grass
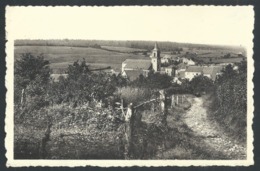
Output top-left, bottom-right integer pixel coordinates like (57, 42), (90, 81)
(101, 46), (146, 53)
(115, 87), (154, 106)
(14, 45), (148, 73)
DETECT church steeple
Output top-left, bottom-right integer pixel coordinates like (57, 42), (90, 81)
(154, 42), (159, 51)
(151, 42), (161, 71)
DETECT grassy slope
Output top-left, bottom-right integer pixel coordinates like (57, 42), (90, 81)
(14, 46), (148, 73)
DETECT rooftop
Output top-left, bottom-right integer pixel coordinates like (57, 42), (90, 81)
(123, 59), (152, 70)
(186, 66), (203, 72)
(124, 70), (144, 81)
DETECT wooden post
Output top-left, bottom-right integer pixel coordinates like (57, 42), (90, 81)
(151, 103), (155, 112)
(40, 122), (52, 159)
(176, 95), (179, 106)
(159, 90), (167, 126)
(124, 103), (133, 159)
(171, 95), (175, 108)
(20, 89), (25, 108)
(121, 99), (124, 114)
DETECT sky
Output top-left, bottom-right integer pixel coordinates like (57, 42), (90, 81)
(6, 6), (254, 47)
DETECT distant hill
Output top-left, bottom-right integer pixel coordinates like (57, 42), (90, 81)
(15, 39), (246, 54)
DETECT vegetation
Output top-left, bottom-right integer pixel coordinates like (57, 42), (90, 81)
(209, 62), (247, 143)
(129, 71), (172, 90)
(14, 48), (247, 159)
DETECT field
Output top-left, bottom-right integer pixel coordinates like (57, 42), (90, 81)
(14, 40), (246, 73)
(101, 46), (147, 53)
(14, 45), (147, 73)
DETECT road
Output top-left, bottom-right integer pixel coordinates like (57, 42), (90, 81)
(183, 97), (246, 159)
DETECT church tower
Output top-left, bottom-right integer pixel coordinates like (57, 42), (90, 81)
(151, 42), (161, 71)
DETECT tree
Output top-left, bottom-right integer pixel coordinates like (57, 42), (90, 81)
(15, 53), (51, 89)
(130, 71), (172, 90)
(14, 53), (51, 107)
(67, 59), (90, 81)
(190, 75), (214, 94)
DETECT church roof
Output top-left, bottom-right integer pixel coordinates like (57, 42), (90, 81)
(124, 70), (144, 81)
(123, 59), (152, 70)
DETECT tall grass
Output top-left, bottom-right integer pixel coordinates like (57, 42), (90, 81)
(115, 87), (153, 106)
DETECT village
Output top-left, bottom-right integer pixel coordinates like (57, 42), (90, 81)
(120, 42), (241, 83)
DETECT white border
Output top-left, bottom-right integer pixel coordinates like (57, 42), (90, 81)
(5, 6), (255, 167)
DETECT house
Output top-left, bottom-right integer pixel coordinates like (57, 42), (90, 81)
(175, 63), (187, 75)
(185, 66), (203, 80)
(161, 55), (172, 64)
(182, 57), (196, 65)
(171, 55), (180, 62)
(184, 65), (224, 81)
(51, 74), (68, 82)
(165, 65), (175, 76)
(122, 43), (161, 81)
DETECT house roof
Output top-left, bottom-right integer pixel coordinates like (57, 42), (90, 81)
(162, 54), (172, 59)
(206, 66), (224, 81)
(178, 71), (185, 78)
(166, 64), (175, 68)
(177, 63), (187, 70)
(124, 70), (144, 81)
(186, 66), (203, 72)
(51, 74), (68, 82)
(186, 65), (224, 81)
(123, 59), (152, 70)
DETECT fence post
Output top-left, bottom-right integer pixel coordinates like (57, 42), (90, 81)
(40, 122), (52, 159)
(20, 89), (25, 108)
(124, 103), (133, 159)
(176, 95), (179, 106)
(159, 90), (167, 126)
(171, 95), (175, 108)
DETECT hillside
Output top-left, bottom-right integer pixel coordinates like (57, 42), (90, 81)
(14, 45), (148, 73)
(14, 39), (246, 73)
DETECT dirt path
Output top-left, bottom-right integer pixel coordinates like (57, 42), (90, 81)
(182, 97), (246, 159)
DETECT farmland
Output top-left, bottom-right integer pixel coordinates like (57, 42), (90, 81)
(14, 45), (147, 73)
(14, 39), (246, 73)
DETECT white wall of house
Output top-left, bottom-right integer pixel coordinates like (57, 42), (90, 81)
(165, 68), (173, 76)
(175, 68), (186, 75)
(122, 62), (127, 72)
(185, 72), (201, 80)
(203, 74), (211, 79)
(121, 71), (127, 77)
(161, 58), (169, 64)
(183, 58), (196, 65)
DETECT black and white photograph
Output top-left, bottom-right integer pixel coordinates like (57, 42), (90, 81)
(5, 6), (254, 167)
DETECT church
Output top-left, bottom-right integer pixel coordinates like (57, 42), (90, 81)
(121, 43), (163, 81)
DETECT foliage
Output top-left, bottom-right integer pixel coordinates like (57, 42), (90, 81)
(130, 71), (172, 90)
(66, 59), (90, 81)
(14, 53), (51, 108)
(210, 61), (247, 142)
(189, 75), (214, 94)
